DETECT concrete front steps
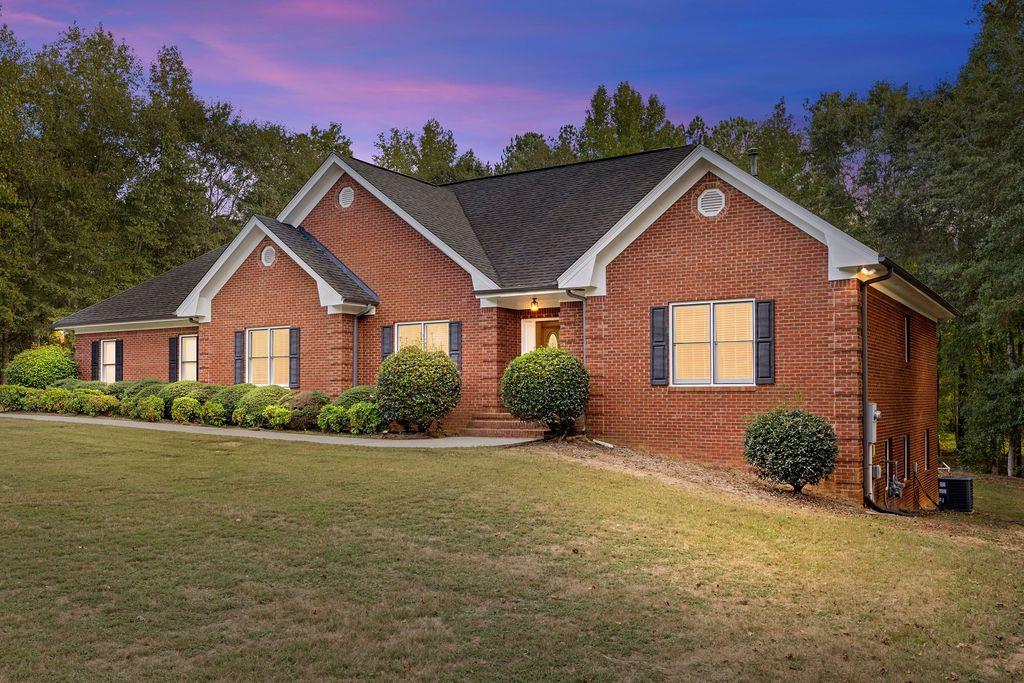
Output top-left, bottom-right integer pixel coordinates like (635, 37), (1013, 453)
(461, 411), (547, 439)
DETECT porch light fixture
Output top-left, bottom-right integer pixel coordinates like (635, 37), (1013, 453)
(530, 297), (539, 312)
(860, 267), (877, 276)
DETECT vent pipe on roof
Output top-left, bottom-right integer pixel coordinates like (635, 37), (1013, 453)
(747, 147), (759, 177)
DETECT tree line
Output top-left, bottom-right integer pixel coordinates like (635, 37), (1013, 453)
(2, 1), (1023, 472)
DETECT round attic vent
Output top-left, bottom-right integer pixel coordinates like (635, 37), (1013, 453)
(260, 245), (277, 267)
(339, 186), (355, 208)
(697, 188), (726, 217)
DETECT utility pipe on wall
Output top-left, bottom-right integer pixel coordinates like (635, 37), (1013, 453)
(859, 262), (892, 509)
(564, 289), (587, 364)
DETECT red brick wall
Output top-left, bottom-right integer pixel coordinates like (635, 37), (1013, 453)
(200, 236), (354, 394)
(559, 173), (866, 501)
(299, 176), (501, 425)
(74, 326), (199, 381)
(866, 288), (939, 509)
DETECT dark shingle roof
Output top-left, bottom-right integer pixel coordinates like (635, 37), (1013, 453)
(54, 246), (228, 328)
(444, 146), (696, 288)
(58, 147), (700, 327)
(342, 157), (500, 284)
(256, 216), (378, 305)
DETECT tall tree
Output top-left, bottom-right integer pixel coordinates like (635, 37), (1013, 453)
(576, 82), (685, 159)
(374, 119), (489, 184)
(494, 128), (577, 174)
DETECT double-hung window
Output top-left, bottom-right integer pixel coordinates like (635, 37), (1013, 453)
(247, 327), (290, 386)
(100, 339), (118, 383)
(396, 321), (450, 354)
(670, 300), (754, 385)
(179, 335), (198, 381)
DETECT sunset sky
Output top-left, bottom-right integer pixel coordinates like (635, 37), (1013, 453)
(3, 0), (976, 161)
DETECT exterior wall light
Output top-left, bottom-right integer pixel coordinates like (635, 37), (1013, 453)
(530, 297), (539, 312)
(860, 267), (877, 276)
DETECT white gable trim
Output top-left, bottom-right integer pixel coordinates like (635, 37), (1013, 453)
(175, 217), (369, 322)
(557, 145), (882, 293)
(277, 154), (499, 291)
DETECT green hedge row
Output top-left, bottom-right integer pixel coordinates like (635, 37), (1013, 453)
(0, 380), (385, 434)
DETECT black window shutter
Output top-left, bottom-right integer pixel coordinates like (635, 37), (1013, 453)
(114, 340), (124, 382)
(168, 337), (179, 382)
(381, 325), (394, 361)
(288, 327), (300, 389)
(90, 341), (100, 381)
(233, 331), (245, 384)
(650, 306), (669, 386)
(755, 300), (775, 385)
(448, 321), (462, 370)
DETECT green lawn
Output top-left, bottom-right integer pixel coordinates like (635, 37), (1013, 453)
(1, 420), (1023, 681)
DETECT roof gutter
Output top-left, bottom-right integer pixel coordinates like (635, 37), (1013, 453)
(564, 289), (587, 365)
(879, 257), (958, 318)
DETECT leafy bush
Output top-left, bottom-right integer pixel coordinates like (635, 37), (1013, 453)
(348, 401), (383, 435)
(316, 404), (349, 433)
(199, 401), (226, 426)
(231, 407), (246, 427)
(135, 396), (164, 422)
(49, 377), (84, 391)
(0, 385), (27, 412)
(130, 380), (167, 400)
(743, 408), (839, 493)
(5, 345), (78, 388)
(285, 391), (331, 431)
(157, 381), (205, 416)
(67, 389), (103, 414)
(187, 383), (223, 404)
(210, 383), (256, 421)
(501, 348), (589, 435)
(119, 397), (138, 418)
(375, 347), (460, 431)
(104, 379), (141, 399)
(333, 385), (376, 409)
(36, 387), (74, 413)
(235, 385), (292, 428)
(84, 393), (120, 416)
(171, 396), (201, 423)
(21, 388), (43, 412)
(263, 404), (292, 430)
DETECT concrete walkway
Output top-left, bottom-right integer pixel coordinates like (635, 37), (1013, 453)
(0, 412), (537, 448)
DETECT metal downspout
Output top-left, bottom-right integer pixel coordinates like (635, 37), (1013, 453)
(860, 263), (893, 510)
(564, 289), (587, 365)
(352, 305), (373, 388)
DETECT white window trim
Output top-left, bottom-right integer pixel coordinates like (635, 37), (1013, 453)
(99, 338), (118, 384)
(669, 299), (755, 387)
(246, 326), (291, 387)
(395, 320), (452, 353)
(179, 334), (199, 381)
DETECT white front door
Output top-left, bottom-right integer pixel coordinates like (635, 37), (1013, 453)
(520, 318), (560, 354)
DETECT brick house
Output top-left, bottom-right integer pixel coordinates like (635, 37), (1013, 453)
(55, 145), (954, 508)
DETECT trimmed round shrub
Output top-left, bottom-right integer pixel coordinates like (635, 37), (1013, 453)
(136, 396), (164, 422)
(84, 393), (119, 416)
(743, 408), (839, 493)
(187, 383), (224, 404)
(375, 347), (461, 432)
(199, 401), (226, 426)
(348, 401), (383, 435)
(21, 388), (43, 412)
(171, 396), (201, 423)
(37, 387), (74, 413)
(68, 389), (103, 414)
(263, 404), (292, 430)
(49, 377), (85, 391)
(231, 407), (246, 427)
(501, 348), (589, 435)
(317, 404), (349, 433)
(0, 385), (27, 412)
(332, 385), (376, 409)
(103, 380), (139, 398)
(235, 385), (292, 428)
(119, 396), (138, 418)
(285, 391), (331, 431)
(210, 383), (256, 421)
(130, 380), (167, 400)
(157, 381), (204, 415)
(5, 345), (77, 388)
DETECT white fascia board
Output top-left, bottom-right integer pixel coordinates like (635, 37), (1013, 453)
(175, 216), (350, 321)
(277, 153), (499, 291)
(57, 318), (197, 334)
(557, 145), (881, 292)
